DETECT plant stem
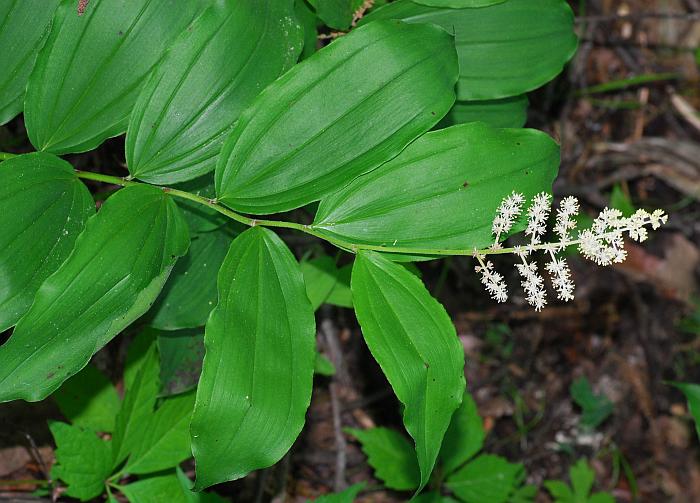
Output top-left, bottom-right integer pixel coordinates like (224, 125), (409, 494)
(74, 170), (362, 253)
(0, 152), (523, 257)
(73, 169), (588, 258)
(0, 156), (639, 259)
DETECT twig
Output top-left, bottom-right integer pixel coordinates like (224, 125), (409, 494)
(22, 434), (48, 482)
(352, 0), (375, 27)
(669, 91), (700, 133)
(632, 87), (650, 140)
(328, 382), (347, 492)
(317, 31), (344, 40)
(321, 318), (348, 492)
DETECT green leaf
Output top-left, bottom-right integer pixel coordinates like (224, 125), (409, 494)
(172, 175), (228, 234)
(176, 467), (228, 503)
(671, 382), (700, 439)
(115, 338), (195, 474)
(150, 227), (232, 330)
(53, 364), (121, 433)
(570, 377), (613, 429)
(445, 454), (523, 503)
(313, 482), (366, 502)
(24, 0), (203, 154)
(123, 391), (196, 474)
(191, 227), (316, 489)
(301, 256), (353, 309)
(301, 255), (344, 310)
(50, 421), (112, 501)
(544, 459), (614, 503)
(609, 184), (635, 217)
(119, 474), (188, 503)
(158, 329), (205, 396)
(439, 390), (485, 475)
(0, 185), (189, 403)
(543, 481), (574, 502)
(0, 0), (61, 125)
(511, 484), (539, 503)
(314, 123), (559, 257)
(345, 427), (420, 491)
(296, 0), (318, 59)
(412, 493), (460, 503)
(326, 265), (353, 308)
(351, 251), (465, 490)
(113, 343), (160, 468)
(215, 19), (458, 214)
(314, 352), (336, 376)
(440, 96), (528, 129)
(588, 494), (615, 503)
(362, 0), (578, 100)
(314, 0), (364, 30)
(126, 0), (302, 184)
(123, 470), (227, 503)
(124, 328), (158, 393)
(413, 0), (506, 7)
(0, 153), (94, 331)
(569, 459), (595, 500)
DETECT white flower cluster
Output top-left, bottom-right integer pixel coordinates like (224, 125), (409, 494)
(474, 192), (668, 311)
(474, 255), (508, 303)
(491, 192), (525, 248)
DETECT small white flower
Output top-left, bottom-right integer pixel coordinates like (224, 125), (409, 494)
(545, 257), (575, 301)
(592, 207), (624, 234)
(475, 259), (508, 303)
(512, 244), (526, 258)
(554, 196), (579, 245)
(649, 209), (668, 229)
(492, 191), (525, 245)
(516, 260), (547, 311)
(577, 208), (629, 266)
(525, 192), (552, 247)
(577, 228), (625, 265)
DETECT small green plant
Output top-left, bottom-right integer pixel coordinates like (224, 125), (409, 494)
(608, 185), (636, 218)
(483, 323), (515, 360)
(570, 377), (614, 430)
(347, 390), (535, 502)
(308, 483), (367, 503)
(50, 333), (223, 502)
(669, 382), (700, 440)
(544, 459), (615, 503)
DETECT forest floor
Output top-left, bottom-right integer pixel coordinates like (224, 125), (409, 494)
(1, 1), (700, 502)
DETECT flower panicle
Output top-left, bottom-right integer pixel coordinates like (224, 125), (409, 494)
(474, 192), (667, 310)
